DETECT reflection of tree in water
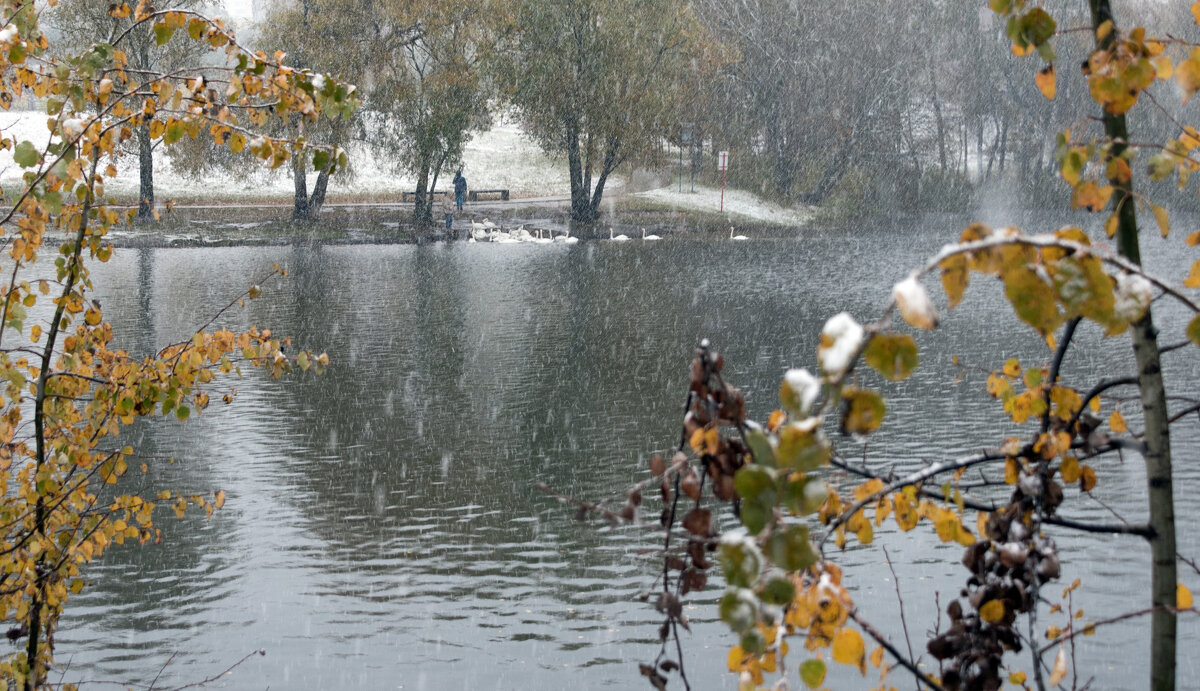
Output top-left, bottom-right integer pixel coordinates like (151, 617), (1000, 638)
(56, 247), (245, 683)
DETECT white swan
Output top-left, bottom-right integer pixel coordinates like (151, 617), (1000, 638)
(491, 231), (518, 243)
(609, 227), (630, 242)
(531, 228), (553, 245)
(730, 226), (748, 240)
(470, 220), (489, 241)
(642, 227), (661, 241)
(553, 228), (579, 244)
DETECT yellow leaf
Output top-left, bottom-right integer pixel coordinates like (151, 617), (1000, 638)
(1153, 204), (1170, 238)
(1187, 231), (1200, 247)
(689, 428), (704, 453)
(940, 254), (969, 309)
(1004, 458), (1019, 484)
(1104, 214), (1119, 238)
(1110, 410), (1128, 433)
(1003, 358), (1021, 378)
(1061, 457), (1081, 483)
(1106, 157), (1132, 184)
(1194, 1), (1200, 25)
(893, 494), (918, 532)
(727, 645), (747, 672)
(1185, 258), (1200, 288)
(1035, 65), (1056, 99)
(1081, 465), (1098, 492)
(856, 521), (874, 545)
(979, 599), (1005, 624)
(1178, 57), (1200, 99)
(214, 489), (226, 509)
(1049, 647), (1068, 685)
(1180, 583), (1195, 609)
(869, 646), (884, 668)
(1096, 19), (1113, 42)
(768, 409), (786, 433)
(933, 510), (959, 543)
(30, 324), (41, 342)
(1089, 396), (1101, 413)
(1009, 671), (1027, 685)
(1011, 42), (1034, 57)
(1155, 56), (1174, 80)
(831, 628), (865, 668)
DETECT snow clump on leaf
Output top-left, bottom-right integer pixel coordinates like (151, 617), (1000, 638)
(892, 274), (939, 330)
(1113, 272), (1152, 323)
(62, 118), (84, 139)
(781, 368), (820, 416)
(817, 313), (864, 378)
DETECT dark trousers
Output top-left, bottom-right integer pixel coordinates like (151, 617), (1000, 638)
(455, 192), (464, 210)
(444, 213), (453, 229)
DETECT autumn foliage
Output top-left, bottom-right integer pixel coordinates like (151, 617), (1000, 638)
(0, 0), (349, 686)
(547, 2), (1200, 690)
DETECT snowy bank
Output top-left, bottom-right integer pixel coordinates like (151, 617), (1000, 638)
(0, 112), (613, 201)
(635, 183), (813, 226)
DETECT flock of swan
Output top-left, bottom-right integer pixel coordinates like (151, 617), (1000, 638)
(466, 220), (748, 244)
(469, 219), (577, 244)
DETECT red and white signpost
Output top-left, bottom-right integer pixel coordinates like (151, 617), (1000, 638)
(718, 150), (729, 211)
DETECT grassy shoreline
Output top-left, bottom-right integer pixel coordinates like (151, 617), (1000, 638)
(92, 193), (814, 248)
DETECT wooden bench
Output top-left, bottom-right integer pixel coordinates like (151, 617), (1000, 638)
(468, 189), (510, 201)
(401, 190), (445, 203)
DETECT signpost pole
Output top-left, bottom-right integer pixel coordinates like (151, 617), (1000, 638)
(718, 150), (728, 212)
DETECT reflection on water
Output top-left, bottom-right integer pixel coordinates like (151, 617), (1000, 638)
(55, 214), (1198, 689)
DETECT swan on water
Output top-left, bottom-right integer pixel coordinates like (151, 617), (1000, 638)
(642, 227), (661, 241)
(553, 228), (579, 244)
(730, 226), (748, 240)
(609, 227), (630, 242)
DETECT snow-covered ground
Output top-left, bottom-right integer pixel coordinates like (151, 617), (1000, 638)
(0, 110), (810, 227)
(0, 112), (587, 201)
(636, 183), (814, 226)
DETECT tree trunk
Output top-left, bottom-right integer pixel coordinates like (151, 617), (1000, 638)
(565, 118), (596, 223)
(767, 110), (793, 197)
(587, 138), (621, 219)
(412, 149), (432, 224)
(930, 53), (948, 174)
(293, 153), (310, 222)
(1088, 4), (1176, 690)
(975, 118), (984, 184)
(136, 124), (154, 220)
(309, 168), (330, 217)
(997, 117), (1009, 175)
(984, 120), (1001, 180)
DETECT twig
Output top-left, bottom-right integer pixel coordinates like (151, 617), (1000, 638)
(882, 546), (920, 691)
(1036, 606), (1198, 656)
(1042, 317), (1081, 435)
(148, 652), (176, 691)
(850, 610), (945, 691)
(826, 454), (1151, 537)
(164, 650), (266, 691)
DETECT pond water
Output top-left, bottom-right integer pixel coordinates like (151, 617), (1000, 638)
(54, 212), (1199, 689)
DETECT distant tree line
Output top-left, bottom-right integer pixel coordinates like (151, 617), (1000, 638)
(45, 0), (1199, 225)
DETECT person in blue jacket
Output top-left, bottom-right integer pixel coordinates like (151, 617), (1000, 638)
(453, 170), (467, 211)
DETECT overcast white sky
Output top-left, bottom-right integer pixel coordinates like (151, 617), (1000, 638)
(222, 0), (251, 19)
